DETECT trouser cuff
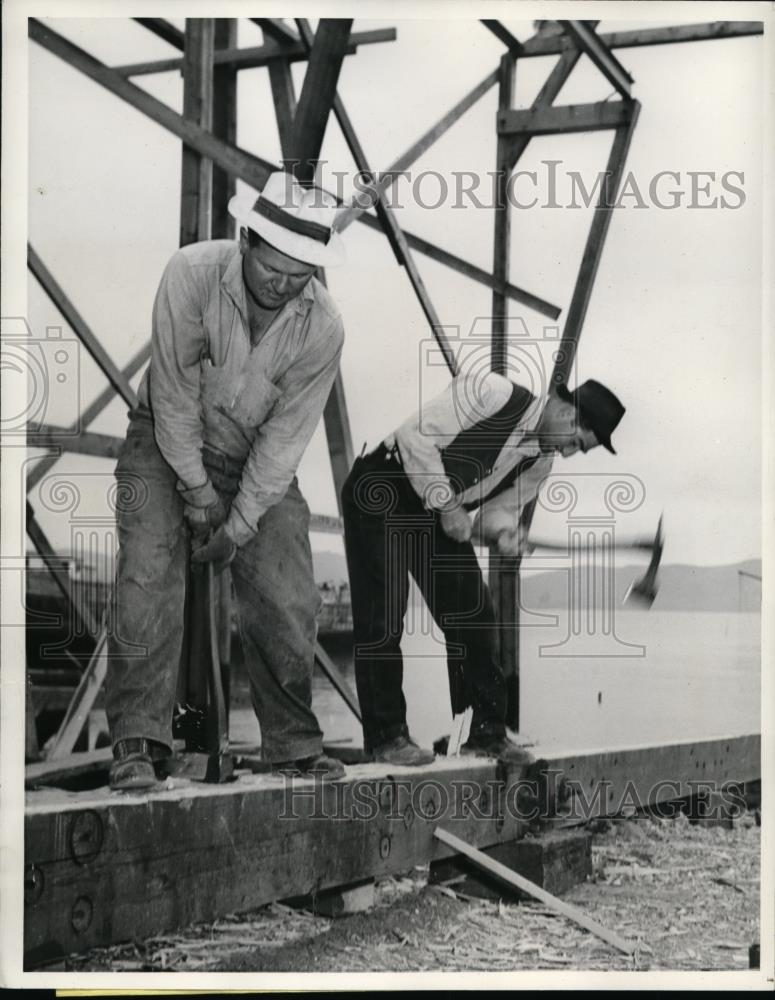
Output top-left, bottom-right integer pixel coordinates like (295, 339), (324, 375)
(363, 721), (409, 754)
(110, 719), (173, 755)
(261, 735), (323, 765)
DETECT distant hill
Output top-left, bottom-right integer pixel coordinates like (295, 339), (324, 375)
(311, 550), (761, 613)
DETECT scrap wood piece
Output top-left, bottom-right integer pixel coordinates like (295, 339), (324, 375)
(433, 826), (638, 955)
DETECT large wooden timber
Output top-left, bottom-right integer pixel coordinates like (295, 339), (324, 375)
(113, 30), (397, 77)
(24, 733), (759, 966)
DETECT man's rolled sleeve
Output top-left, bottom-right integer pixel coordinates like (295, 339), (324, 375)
(225, 317), (344, 547)
(148, 251), (215, 506)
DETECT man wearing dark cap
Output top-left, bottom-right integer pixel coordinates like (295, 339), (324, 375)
(342, 371), (625, 767)
(106, 172), (348, 789)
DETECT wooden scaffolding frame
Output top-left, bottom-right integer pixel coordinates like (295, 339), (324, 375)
(24, 16), (764, 755)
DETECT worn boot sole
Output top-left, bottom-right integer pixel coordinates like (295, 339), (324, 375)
(110, 755), (158, 791)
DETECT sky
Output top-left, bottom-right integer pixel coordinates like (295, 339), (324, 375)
(16, 6), (767, 567)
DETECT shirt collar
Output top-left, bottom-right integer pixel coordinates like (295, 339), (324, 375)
(221, 243), (316, 319)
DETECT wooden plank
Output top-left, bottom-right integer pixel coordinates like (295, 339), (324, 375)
(132, 18), (185, 51)
(23, 734), (760, 965)
(180, 19), (215, 247)
(558, 20), (633, 98)
(433, 827), (636, 954)
(498, 101), (632, 137)
(26, 502), (99, 638)
(45, 631), (108, 760)
(519, 21), (764, 57)
(113, 30), (397, 77)
(27, 424), (123, 460)
(211, 19), (238, 239)
(481, 20), (523, 54)
(27, 244), (138, 409)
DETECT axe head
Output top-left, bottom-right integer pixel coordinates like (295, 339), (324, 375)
(624, 514), (664, 609)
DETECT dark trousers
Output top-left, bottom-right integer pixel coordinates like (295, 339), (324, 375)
(105, 410), (324, 762)
(342, 444), (507, 752)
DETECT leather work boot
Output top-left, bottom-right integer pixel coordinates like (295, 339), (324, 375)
(461, 734), (535, 768)
(372, 735), (435, 767)
(273, 752), (346, 781)
(109, 737), (159, 791)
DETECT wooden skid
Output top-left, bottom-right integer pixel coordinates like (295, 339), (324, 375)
(23, 734), (759, 966)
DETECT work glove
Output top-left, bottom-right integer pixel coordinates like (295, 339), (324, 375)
(191, 524), (237, 574)
(439, 506), (472, 544)
(184, 495), (229, 541)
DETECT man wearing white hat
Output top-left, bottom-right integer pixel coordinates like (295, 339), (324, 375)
(105, 172), (347, 788)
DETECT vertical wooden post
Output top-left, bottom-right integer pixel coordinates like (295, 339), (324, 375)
(210, 19), (238, 673)
(272, 19), (355, 514)
(487, 51), (521, 729)
(180, 19), (215, 247)
(211, 19), (238, 240)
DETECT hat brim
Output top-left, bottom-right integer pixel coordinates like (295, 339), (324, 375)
(228, 193), (346, 268)
(555, 383), (616, 454)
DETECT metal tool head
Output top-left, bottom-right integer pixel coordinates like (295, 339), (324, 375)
(624, 513), (664, 609)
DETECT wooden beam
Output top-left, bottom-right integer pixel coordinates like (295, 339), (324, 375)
(29, 20), (277, 192)
(296, 19), (455, 374)
(113, 29), (397, 77)
(558, 21), (633, 99)
(132, 18), (185, 51)
(26, 343), (150, 493)
(519, 20), (763, 58)
(29, 21), (559, 326)
(27, 244), (138, 410)
(290, 19), (353, 179)
(484, 46), (584, 731)
(268, 57), (297, 164)
(481, 20), (523, 55)
(552, 105), (641, 384)
(499, 101), (632, 137)
(211, 19), (238, 239)
(44, 630), (109, 760)
(335, 67), (499, 231)
(24, 733), (760, 965)
(26, 502), (99, 638)
(27, 424), (123, 460)
(252, 17), (299, 45)
(488, 52), (519, 725)
(357, 214), (560, 320)
(180, 19), (215, 247)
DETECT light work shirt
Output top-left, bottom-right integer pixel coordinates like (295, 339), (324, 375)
(137, 240), (344, 547)
(385, 370), (555, 527)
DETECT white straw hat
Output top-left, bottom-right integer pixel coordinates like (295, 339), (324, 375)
(228, 172), (346, 267)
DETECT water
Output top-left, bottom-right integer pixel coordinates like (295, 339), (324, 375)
(300, 608), (761, 754)
(231, 609), (761, 754)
